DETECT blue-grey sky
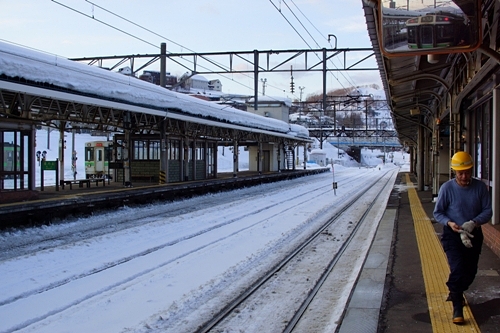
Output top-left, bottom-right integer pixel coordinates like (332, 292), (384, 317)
(0, 0), (382, 98)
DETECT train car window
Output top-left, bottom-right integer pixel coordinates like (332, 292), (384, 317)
(85, 147), (94, 162)
(378, 0), (481, 57)
(97, 149), (103, 162)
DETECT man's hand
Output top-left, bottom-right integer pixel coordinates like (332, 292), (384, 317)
(447, 221), (461, 232)
(459, 230), (474, 248)
(462, 221), (475, 233)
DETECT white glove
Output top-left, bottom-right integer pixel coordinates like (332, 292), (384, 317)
(459, 230), (474, 248)
(462, 221), (475, 233)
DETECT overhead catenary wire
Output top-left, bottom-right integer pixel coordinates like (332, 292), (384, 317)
(51, 0), (158, 49)
(288, 0), (359, 90)
(50, 0), (295, 101)
(289, 0), (360, 89)
(269, 0), (361, 94)
(268, 0), (314, 50)
(51, 0), (257, 93)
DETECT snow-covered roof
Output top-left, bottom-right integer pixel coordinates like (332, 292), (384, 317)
(248, 96), (293, 107)
(189, 74), (209, 82)
(0, 41), (310, 141)
(310, 149), (326, 155)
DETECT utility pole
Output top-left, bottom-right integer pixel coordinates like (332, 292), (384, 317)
(299, 86), (305, 120)
(260, 78), (267, 96)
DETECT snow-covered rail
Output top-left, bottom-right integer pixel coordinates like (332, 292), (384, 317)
(0, 166), (399, 333)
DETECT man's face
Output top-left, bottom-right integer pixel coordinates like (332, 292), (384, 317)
(455, 168), (472, 187)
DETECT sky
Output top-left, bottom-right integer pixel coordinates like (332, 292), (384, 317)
(0, 128), (408, 332)
(0, 0), (381, 98)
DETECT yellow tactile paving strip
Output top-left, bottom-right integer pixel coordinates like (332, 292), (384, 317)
(406, 174), (480, 332)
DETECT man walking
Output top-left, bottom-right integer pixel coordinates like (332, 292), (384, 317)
(433, 151), (492, 324)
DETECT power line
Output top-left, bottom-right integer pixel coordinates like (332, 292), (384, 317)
(269, 0), (347, 93)
(288, 0), (359, 89)
(84, 0), (195, 54)
(288, 0), (360, 90)
(271, 0), (361, 94)
(268, 0), (314, 49)
(52, 0), (291, 100)
(51, 0), (158, 49)
(280, 0), (320, 49)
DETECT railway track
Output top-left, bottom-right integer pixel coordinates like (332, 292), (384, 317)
(195, 169), (396, 333)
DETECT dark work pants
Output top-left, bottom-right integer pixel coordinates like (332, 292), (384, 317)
(441, 225), (483, 294)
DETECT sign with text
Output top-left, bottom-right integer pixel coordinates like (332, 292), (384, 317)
(41, 160), (57, 171)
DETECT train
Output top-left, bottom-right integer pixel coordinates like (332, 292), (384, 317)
(84, 141), (113, 179)
(406, 12), (468, 49)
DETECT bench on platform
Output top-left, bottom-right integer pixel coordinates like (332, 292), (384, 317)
(60, 178), (106, 190)
(131, 175), (157, 183)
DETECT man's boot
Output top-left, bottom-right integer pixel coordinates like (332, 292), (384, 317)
(450, 292), (464, 324)
(446, 292), (465, 305)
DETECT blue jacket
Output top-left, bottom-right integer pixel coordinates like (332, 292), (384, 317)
(433, 178), (492, 227)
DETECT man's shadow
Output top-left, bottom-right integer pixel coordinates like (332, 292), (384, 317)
(469, 298), (500, 325)
(411, 298), (500, 326)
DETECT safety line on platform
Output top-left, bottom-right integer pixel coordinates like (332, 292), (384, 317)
(405, 174), (480, 333)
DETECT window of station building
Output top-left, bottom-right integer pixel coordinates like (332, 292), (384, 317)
(104, 145), (112, 162)
(149, 140), (160, 160)
(115, 139), (124, 160)
(469, 100), (492, 187)
(207, 142), (215, 176)
(195, 142), (204, 160)
(133, 139), (160, 160)
(186, 143), (194, 161)
(1, 130), (29, 190)
(168, 139), (180, 160)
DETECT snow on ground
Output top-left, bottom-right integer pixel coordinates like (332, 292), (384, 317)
(0, 130), (410, 333)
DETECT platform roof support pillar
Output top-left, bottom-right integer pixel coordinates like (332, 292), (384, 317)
(159, 119), (168, 184)
(417, 116), (425, 191)
(492, 80), (500, 225)
(233, 139), (238, 178)
(123, 128), (131, 187)
(58, 122), (65, 183)
(303, 143), (307, 170)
